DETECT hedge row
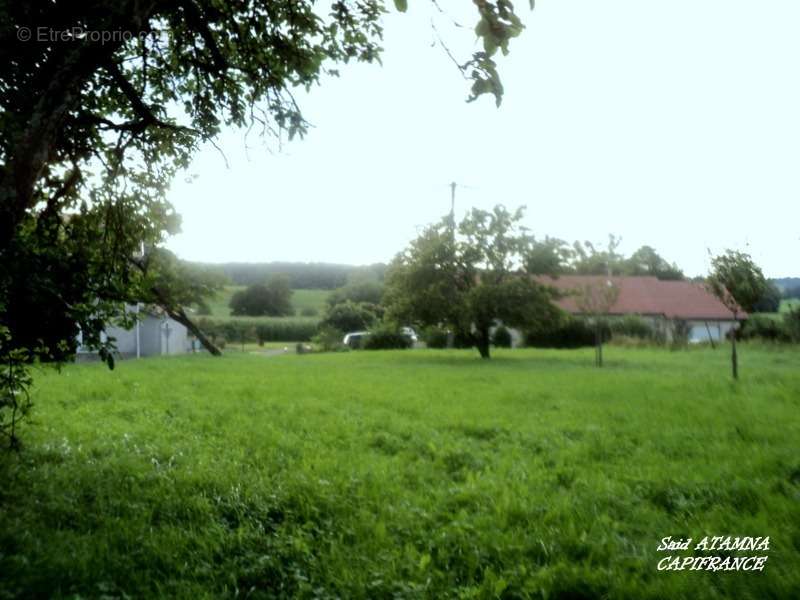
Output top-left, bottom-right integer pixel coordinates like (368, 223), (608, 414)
(525, 316), (608, 349)
(738, 311), (800, 343)
(195, 311), (800, 349)
(196, 317), (319, 343)
(362, 326), (413, 350)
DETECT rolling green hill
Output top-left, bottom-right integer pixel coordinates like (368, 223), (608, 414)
(204, 286), (330, 319)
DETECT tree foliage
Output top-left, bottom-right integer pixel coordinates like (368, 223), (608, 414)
(624, 245), (684, 280)
(229, 276), (293, 317)
(524, 236), (573, 275)
(569, 238), (684, 280)
(491, 325), (512, 348)
(707, 250), (767, 316)
(707, 249), (768, 380)
(752, 281), (782, 313)
(362, 324), (413, 350)
(573, 280), (620, 367)
(0, 1), (530, 442)
(134, 248), (228, 354)
(321, 277), (385, 334)
(571, 235), (625, 276)
(320, 300), (379, 333)
(326, 279), (384, 308)
(384, 205), (558, 359)
(0, 327), (33, 449)
(523, 236), (684, 280)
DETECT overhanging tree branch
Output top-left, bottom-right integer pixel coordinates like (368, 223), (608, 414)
(129, 255), (222, 356)
(104, 60), (199, 135)
(148, 287), (222, 356)
(178, 0), (230, 74)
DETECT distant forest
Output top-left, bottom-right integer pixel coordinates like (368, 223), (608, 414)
(192, 262), (798, 297)
(195, 262), (387, 289)
(774, 278), (800, 299)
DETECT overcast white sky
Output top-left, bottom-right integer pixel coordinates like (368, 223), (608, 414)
(166, 0), (799, 278)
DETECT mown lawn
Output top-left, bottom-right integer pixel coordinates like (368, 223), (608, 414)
(1, 346), (799, 599)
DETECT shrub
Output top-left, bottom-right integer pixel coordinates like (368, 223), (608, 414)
(229, 276), (293, 317)
(424, 327), (449, 349)
(491, 325), (512, 348)
(363, 325), (413, 350)
(300, 307), (318, 317)
(239, 325), (256, 349)
(326, 280), (383, 308)
(739, 314), (785, 342)
(670, 319), (690, 349)
(320, 301), (378, 333)
(311, 326), (347, 352)
(783, 309), (800, 342)
(452, 330), (476, 349)
(609, 315), (653, 339)
(255, 324), (269, 346)
(208, 333), (226, 350)
(525, 315), (608, 349)
(752, 282), (782, 313)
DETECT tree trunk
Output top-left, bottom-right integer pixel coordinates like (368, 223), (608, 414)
(731, 315), (738, 380)
(142, 279), (221, 356)
(0, 32), (136, 250)
(595, 323), (603, 367)
(598, 335), (603, 367)
(476, 327), (491, 359)
(704, 321), (716, 349)
(145, 280), (222, 356)
(164, 305), (222, 356)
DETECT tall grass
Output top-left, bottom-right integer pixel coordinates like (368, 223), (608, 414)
(1, 346), (799, 598)
(197, 316), (319, 343)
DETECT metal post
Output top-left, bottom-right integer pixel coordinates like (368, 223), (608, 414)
(163, 320), (171, 355)
(135, 303), (141, 359)
(136, 242), (144, 359)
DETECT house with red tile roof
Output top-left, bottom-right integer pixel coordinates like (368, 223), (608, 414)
(535, 275), (743, 343)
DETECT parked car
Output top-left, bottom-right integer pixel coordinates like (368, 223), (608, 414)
(401, 326), (418, 343)
(343, 331), (370, 348)
(344, 328), (417, 349)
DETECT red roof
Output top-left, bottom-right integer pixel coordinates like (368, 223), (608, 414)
(535, 275), (743, 320)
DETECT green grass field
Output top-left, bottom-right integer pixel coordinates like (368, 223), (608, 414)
(780, 298), (799, 313)
(206, 286), (329, 318)
(2, 346), (799, 598)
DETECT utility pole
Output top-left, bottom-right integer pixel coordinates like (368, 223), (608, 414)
(447, 181), (457, 350)
(136, 241), (144, 359)
(449, 181), (457, 239)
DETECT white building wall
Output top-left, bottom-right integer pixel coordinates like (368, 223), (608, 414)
(104, 324), (138, 354)
(687, 320), (737, 343)
(139, 318), (162, 356)
(77, 310), (190, 358)
(159, 318), (189, 355)
(505, 316), (739, 347)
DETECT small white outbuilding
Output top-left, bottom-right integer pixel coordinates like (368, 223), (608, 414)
(77, 306), (191, 358)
